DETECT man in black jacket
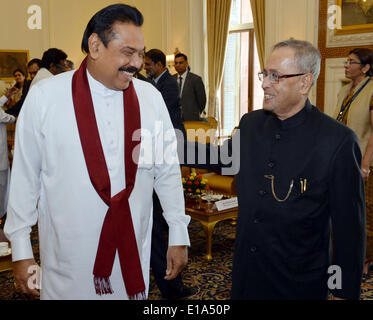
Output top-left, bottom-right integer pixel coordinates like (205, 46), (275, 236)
(144, 49), (184, 134)
(144, 49), (194, 299)
(187, 39), (366, 300)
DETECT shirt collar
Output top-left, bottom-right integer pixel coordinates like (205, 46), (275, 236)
(86, 69), (119, 96)
(179, 70), (188, 80)
(154, 69), (168, 84)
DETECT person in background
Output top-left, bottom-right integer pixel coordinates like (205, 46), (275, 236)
(144, 48), (195, 299)
(144, 49), (184, 133)
(5, 59), (42, 117)
(333, 47), (373, 282)
(5, 68), (33, 117)
(30, 48), (68, 88)
(0, 96), (16, 221)
(66, 60), (75, 71)
(27, 59), (42, 81)
(174, 53), (206, 121)
(4, 69), (28, 109)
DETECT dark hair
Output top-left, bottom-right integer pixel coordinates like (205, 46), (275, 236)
(13, 68), (25, 76)
(27, 58), (42, 68)
(145, 49), (166, 67)
(81, 4), (144, 54)
(349, 48), (373, 77)
(175, 53), (188, 61)
(41, 48), (68, 69)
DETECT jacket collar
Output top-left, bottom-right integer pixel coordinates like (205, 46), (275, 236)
(271, 99), (313, 130)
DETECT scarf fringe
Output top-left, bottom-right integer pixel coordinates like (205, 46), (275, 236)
(129, 291), (147, 300)
(94, 276), (114, 295)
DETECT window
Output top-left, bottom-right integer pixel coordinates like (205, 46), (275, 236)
(220, 0), (263, 136)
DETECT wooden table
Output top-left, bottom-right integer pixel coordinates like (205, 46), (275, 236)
(185, 198), (238, 261)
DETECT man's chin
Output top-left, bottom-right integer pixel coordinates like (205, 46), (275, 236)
(262, 103), (274, 112)
(111, 80), (131, 91)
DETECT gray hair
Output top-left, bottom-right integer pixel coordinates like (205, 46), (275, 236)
(273, 39), (321, 86)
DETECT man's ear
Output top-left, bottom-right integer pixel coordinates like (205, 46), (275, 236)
(300, 73), (314, 95)
(88, 33), (102, 60)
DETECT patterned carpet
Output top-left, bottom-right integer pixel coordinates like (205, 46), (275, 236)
(0, 220), (372, 300)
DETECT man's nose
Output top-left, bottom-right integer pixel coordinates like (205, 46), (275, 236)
(130, 54), (144, 70)
(261, 76), (271, 90)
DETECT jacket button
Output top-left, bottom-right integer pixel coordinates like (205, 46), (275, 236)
(250, 247), (257, 253)
(259, 190), (266, 196)
(268, 162), (275, 168)
(254, 218), (260, 224)
(275, 134), (281, 140)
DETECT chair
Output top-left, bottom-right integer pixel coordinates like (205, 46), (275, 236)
(182, 121), (216, 177)
(182, 121), (236, 198)
(205, 117), (218, 130)
(201, 126), (238, 198)
(183, 121), (216, 144)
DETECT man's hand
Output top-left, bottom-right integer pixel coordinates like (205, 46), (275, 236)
(164, 245), (188, 280)
(13, 258), (40, 297)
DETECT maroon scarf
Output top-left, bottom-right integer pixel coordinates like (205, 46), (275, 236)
(72, 58), (145, 299)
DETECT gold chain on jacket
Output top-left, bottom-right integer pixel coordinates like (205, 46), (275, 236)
(264, 175), (294, 203)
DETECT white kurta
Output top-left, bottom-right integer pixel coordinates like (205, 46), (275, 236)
(29, 68), (53, 89)
(4, 70), (190, 300)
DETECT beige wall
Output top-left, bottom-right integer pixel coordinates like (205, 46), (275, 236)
(1, 0), (319, 99)
(265, 0), (319, 57)
(0, 0), (205, 92)
(265, 0), (319, 104)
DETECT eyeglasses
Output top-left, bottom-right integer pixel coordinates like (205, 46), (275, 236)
(344, 60), (362, 66)
(258, 71), (306, 84)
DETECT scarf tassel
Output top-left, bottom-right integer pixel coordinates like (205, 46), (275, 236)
(94, 276), (114, 295)
(129, 291), (147, 300)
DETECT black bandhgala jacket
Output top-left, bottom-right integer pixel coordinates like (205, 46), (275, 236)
(229, 100), (366, 300)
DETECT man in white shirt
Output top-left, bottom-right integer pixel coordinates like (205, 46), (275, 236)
(5, 3), (190, 300)
(30, 48), (68, 88)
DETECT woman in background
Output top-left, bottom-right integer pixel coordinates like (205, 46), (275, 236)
(333, 48), (373, 282)
(6, 69), (26, 108)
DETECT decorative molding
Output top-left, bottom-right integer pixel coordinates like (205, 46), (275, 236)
(326, 0), (373, 48)
(324, 58), (348, 117)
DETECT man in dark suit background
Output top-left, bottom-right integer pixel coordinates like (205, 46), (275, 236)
(174, 53), (206, 121)
(144, 49), (194, 299)
(144, 49), (184, 133)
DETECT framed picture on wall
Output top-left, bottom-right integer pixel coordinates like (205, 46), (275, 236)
(327, 0), (373, 47)
(335, 0), (373, 35)
(0, 50), (29, 80)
